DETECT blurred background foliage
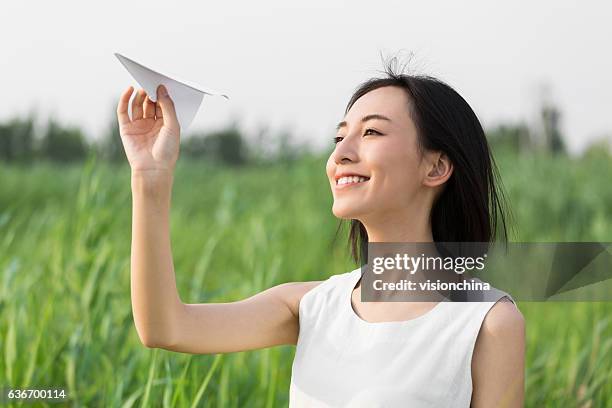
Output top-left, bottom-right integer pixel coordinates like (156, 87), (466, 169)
(0, 102), (313, 167)
(2, 95), (609, 166)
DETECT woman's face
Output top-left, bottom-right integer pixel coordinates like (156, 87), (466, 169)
(326, 85), (434, 222)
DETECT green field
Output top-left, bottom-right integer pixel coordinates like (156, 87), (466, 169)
(1, 151), (611, 407)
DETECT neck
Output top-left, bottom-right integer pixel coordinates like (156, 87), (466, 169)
(360, 206), (434, 243)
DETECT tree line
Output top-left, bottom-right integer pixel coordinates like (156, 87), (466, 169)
(1, 99), (610, 165)
(0, 110), (311, 166)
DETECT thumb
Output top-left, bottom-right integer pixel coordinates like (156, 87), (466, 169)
(156, 84), (180, 131)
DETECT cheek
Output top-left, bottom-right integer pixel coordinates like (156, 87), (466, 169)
(369, 143), (420, 197)
(325, 156), (335, 179)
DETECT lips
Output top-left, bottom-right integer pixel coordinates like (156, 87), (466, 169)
(334, 172), (370, 182)
(335, 175), (370, 190)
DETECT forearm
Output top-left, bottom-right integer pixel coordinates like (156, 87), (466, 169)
(130, 170), (183, 347)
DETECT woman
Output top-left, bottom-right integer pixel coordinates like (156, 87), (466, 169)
(117, 60), (525, 407)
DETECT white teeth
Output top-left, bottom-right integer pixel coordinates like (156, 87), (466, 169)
(337, 176), (369, 185)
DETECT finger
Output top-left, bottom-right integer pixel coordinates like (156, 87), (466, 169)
(156, 84), (180, 130)
(131, 89), (146, 120)
(143, 94), (156, 119)
(117, 86), (134, 126)
(155, 98), (163, 119)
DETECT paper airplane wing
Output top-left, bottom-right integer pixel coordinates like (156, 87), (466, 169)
(115, 52), (229, 130)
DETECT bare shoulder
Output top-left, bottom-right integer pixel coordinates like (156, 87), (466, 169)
(481, 297), (525, 337)
(471, 296), (526, 407)
(271, 280), (325, 318)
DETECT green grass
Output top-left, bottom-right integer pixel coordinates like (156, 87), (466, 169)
(0, 150), (611, 407)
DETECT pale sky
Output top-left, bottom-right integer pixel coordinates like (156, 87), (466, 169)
(2, 0), (610, 155)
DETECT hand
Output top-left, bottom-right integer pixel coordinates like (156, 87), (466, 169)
(116, 85), (181, 174)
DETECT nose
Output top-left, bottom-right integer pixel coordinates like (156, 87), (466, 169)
(332, 137), (359, 165)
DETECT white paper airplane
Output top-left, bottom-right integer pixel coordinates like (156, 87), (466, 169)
(114, 52), (229, 130)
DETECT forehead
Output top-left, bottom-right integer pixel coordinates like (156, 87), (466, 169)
(345, 86), (411, 122)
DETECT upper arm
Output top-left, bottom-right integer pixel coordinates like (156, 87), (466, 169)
(471, 297), (526, 408)
(158, 280), (323, 354)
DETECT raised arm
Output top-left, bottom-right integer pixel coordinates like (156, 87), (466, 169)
(118, 85), (322, 353)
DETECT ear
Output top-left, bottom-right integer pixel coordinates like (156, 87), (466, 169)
(422, 151), (453, 188)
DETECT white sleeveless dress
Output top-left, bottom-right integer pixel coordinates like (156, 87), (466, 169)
(289, 267), (517, 407)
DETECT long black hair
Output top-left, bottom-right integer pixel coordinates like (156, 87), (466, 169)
(333, 55), (515, 265)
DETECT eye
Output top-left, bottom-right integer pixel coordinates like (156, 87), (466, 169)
(364, 128), (381, 136)
(333, 129), (381, 144)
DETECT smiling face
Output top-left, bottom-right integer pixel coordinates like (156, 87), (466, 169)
(326, 85), (438, 223)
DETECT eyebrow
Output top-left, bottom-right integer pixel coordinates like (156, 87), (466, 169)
(336, 114), (392, 131)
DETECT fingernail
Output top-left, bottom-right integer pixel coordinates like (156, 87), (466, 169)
(159, 85), (168, 97)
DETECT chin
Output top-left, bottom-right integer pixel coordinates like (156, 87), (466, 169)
(331, 203), (363, 220)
